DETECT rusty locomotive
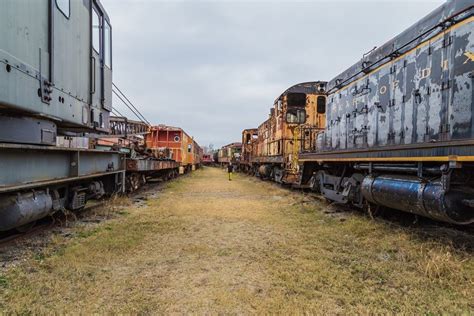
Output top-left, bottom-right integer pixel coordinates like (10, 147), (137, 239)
(0, 0), (202, 231)
(218, 142), (242, 166)
(239, 81), (326, 182)
(242, 0), (474, 225)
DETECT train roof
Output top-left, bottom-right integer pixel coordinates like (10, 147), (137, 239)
(150, 125), (202, 147)
(221, 142), (242, 149)
(150, 125), (183, 131)
(274, 81), (327, 104)
(242, 128), (258, 133)
(327, 0), (474, 93)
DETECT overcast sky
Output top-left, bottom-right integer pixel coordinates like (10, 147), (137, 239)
(102, 0), (443, 148)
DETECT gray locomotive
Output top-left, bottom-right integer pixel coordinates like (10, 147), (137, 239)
(299, 0), (474, 224)
(0, 0), (123, 231)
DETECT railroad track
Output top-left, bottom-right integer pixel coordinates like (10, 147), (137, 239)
(0, 174), (181, 247)
(0, 200), (108, 247)
(251, 173), (474, 238)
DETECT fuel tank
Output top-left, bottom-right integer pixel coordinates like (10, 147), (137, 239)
(361, 175), (474, 225)
(0, 191), (53, 231)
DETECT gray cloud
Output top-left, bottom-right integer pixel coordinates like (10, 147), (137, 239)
(102, 0), (443, 148)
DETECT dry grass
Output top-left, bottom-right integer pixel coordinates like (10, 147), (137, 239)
(0, 167), (473, 314)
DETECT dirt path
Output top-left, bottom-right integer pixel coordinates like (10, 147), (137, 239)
(1, 167), (473, 314)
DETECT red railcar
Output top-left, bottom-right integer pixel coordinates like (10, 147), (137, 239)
(202, 154), (214, 165)
(146, 125), (202, 172)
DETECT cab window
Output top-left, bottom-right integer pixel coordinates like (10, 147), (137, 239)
(104, 20), (112, 68)
(287, 93), (306, 107)
(286, 109), (306, 124)
(317, 96), (326, 114)
(245, 134), (251, 144)
(92, 9), (100, 53)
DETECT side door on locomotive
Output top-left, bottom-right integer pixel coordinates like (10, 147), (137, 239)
(90, 0), (113, 130)
(0, 0), (112, 145)
(54, 0), (113, 132)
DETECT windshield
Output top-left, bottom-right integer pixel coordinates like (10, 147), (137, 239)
(287, 93), (306, 107)
(286, 109), (306, 124)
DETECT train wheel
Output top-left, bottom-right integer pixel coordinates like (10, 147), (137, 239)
(308, 174), (321, 193)
(126, 173), (142, 192)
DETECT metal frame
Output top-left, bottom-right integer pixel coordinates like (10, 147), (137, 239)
(0, 143), (126, 194)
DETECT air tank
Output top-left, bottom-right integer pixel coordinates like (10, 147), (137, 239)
(0, 191), (53, 231)
(361, 175), (474, 224)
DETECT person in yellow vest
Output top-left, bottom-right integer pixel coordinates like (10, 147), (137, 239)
(227, 163), (233, 181)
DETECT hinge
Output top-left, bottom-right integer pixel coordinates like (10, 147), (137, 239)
(441, 80), (451, 91)
(440, 123), (450, 133)
(40, 78), (53, 104)
(442, 36), (453, 48)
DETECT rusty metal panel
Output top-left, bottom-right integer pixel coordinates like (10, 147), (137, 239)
(126, 159), (178, 172)
(241, 128), (258, 165)
(218, 142), (242, 164)
(109, 116), (149, 137)
(252, 82), (326, 172)
(251, 156), (284, 164)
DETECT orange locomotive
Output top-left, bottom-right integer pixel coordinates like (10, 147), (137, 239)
(244, 82), (327, 183)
